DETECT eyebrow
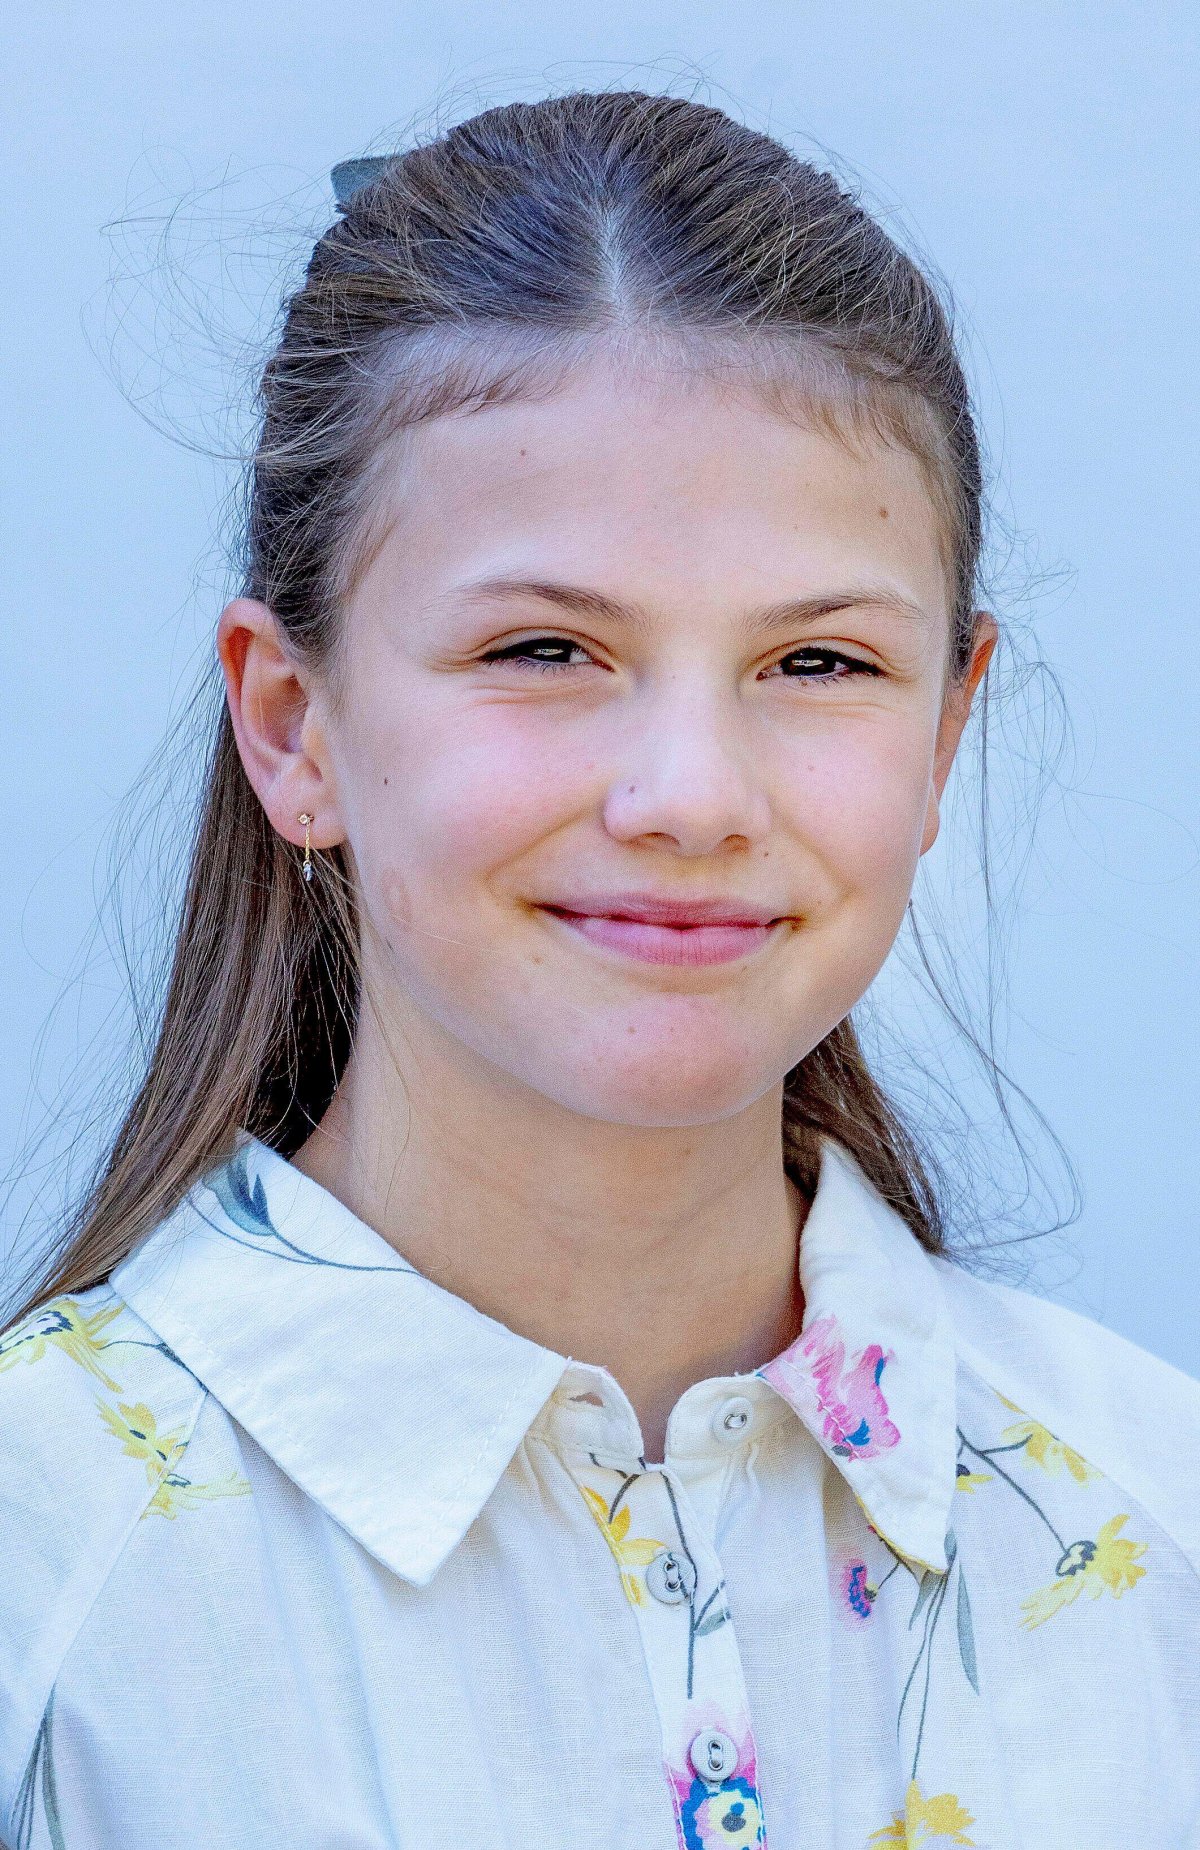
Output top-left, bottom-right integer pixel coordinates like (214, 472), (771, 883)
(448, 575), (930, 635)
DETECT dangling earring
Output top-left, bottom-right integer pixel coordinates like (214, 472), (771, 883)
(298, 813), (314, 883)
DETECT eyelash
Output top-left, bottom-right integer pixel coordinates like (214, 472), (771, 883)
(478, 635), (881, 684)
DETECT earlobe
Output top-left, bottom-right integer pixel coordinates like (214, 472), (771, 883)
(215, 598), (339, 850)
(920, 790), (941, 856)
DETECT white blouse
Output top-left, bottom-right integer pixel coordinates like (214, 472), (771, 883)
(1, 1128), (1198, 1848)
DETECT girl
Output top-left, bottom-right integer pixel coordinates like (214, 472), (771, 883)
(1, 89), (1197, 1850)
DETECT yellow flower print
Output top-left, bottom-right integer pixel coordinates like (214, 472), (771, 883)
(1020, 1513), (1146, 1628)
(580, 1485), (665, 1606)
(687, 1781), (764, 1849)
(144, 1469), (253, 1520)
(953, 1464), (992, 1493)
(0, 1296), (124, 1390)
(98, 1397), (190, 1479)
(1002, 1418), (1096, 1483)
(995, 1394), (1096, 1483)
(97, 1397), (251, 1519)
(868, 1780), (976, 1845)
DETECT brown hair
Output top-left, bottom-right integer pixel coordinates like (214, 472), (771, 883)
(4, 87), (1052, 1329)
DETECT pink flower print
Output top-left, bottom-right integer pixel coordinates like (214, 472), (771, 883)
(840, 1559), (877, 1621)
(760, 1312), (900, 1460)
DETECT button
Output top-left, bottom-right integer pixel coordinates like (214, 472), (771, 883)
(712, 1395), (755, 1444)
(689, 1728), (739, 1783)
(645, 1546), (698, 1605)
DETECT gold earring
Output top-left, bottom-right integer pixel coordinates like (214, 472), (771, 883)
(298, 813), (314, 883)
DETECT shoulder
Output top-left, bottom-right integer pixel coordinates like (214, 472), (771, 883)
(0, 1280), (210, 1813)
(933, 1255), (1200, 1574)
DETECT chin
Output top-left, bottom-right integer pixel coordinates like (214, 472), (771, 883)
(542, 1052), (779, 1129)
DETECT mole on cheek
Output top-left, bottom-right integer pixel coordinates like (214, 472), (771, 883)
(877, 505), (889, 519)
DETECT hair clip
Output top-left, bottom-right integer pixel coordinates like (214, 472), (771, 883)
(330, 156), (393, 211)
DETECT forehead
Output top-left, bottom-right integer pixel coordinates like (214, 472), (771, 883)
(353, 353), (950, 621)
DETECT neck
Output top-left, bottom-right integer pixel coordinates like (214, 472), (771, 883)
(291, 1013), (809, 1462)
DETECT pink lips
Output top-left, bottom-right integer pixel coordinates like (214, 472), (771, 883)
(540, 894), (787, 966)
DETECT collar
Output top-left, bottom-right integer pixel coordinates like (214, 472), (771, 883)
(755, 1136), (958, 1572)
(110, 1128), (958, 1585)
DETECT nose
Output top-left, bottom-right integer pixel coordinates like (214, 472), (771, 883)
(601, 679), (773, 854)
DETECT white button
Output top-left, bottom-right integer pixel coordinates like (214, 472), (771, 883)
(689, 1728), (739, 1783)
(712, 1395), (755, 1444)
(645, 1547), (697, 1605)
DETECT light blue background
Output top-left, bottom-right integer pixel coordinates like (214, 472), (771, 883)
(3, 6), (1197, 1370)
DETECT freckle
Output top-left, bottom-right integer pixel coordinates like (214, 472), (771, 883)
(383, 777), (388, 785)
(878, 505), (889, 519)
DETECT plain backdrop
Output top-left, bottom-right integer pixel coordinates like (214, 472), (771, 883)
(2, 4), (1197, 1371)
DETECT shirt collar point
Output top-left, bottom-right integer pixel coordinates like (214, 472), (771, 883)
(858, 1493), (956, 1576)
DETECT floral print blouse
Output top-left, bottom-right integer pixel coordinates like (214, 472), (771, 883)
(0, 1128), (1198, 1847)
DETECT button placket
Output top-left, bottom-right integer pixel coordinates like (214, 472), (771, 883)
(570, 1457), (769, 1848)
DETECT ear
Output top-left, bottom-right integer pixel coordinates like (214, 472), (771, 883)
(215, 598), (343, 850)
(920, 613), (998, 855)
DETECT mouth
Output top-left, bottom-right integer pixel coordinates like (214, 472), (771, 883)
(538, 905), (788, 967)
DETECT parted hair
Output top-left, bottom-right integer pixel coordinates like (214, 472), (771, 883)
(6, 86), (1011, 1329)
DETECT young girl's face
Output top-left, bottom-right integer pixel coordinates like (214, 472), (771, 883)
(282, 351), (993, 1127)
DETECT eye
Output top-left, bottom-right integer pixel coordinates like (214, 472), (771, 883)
(478, 635), (596, 672)
(477, 636), (881, 683)
(765, 647), (881, 686)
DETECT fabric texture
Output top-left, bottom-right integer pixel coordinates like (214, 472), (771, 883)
(0, 1127), (1197, 1848)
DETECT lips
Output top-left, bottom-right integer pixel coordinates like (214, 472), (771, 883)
(538, 900), (788, 967)
(541, 893), (784, 928)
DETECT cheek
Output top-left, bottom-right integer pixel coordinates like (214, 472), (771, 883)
(793, 725), (932, 900)
(372, 710), (577, 906)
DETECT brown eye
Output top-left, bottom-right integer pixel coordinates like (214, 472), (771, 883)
(770, 648), (878, 682)
(480, 636), (594, 671)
